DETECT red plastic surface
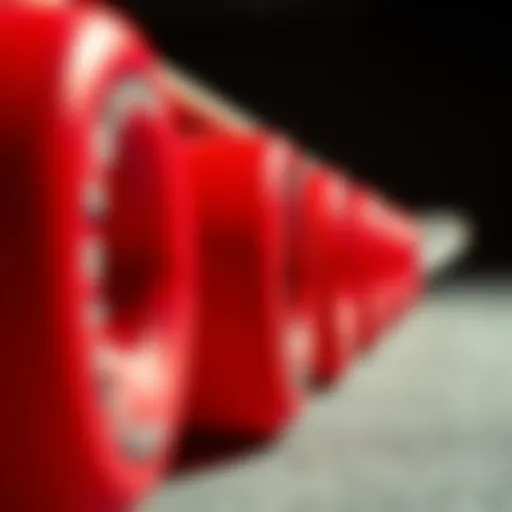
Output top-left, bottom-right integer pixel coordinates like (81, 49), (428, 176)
(343, 183), (422, 350)
(0, 5), (194, 511)
(183, 133), (310, 437)
(300, 171), (359, 385)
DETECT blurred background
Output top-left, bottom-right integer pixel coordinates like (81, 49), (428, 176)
(95, 3), (512, 510)
(113, 1), (510, 273)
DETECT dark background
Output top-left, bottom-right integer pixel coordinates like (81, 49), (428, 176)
(112, 1), (510, 271)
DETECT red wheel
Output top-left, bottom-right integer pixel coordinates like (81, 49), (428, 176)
(299, 170), (359, 385)
(184, 133), (312, 437)
(0, 5), (193, 511)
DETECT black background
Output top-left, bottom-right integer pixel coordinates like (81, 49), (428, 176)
(112, 2), (511, 271)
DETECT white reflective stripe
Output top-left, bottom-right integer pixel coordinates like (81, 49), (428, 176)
(62, 15), (128, 114)
(93, 76), (161, 170)
(82, 179), (109, 220)
(81, 235), (107, 283)
(84, 299), (110, 328)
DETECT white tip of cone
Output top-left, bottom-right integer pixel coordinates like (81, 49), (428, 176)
(418, 210), (474, 277)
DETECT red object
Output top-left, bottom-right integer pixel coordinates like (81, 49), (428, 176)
(184, 133), (312, 437)
(299, 170), (359, 385)
(343, 183), (422, 350)
(172, 100), (229, 138)
(0, 5), (194, 510)
(373, 203), (423, 326)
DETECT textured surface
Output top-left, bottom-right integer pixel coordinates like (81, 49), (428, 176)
(140, 278), (512, 512)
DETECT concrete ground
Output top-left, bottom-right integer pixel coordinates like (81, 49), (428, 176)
(140, 277), (512, 512)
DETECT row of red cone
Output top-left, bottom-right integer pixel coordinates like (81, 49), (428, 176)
(0, 3), (424, 511)
(169, 74), (423, 434)
(179, 131), (423, 437)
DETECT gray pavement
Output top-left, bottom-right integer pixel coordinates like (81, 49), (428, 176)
(140, 278), (512, 512)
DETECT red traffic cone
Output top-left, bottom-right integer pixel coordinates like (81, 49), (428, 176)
(296, 169), (359, 386)
(343, 183), (422, 350)
(0, 4), (194, 511)
(374, 201), (423, 327)
(183, 133), (313, 438)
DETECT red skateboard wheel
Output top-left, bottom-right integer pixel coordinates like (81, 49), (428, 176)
(299, 170), (359, 385)
(0, 5), (193, 510)
(184, 133), (312, 437)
